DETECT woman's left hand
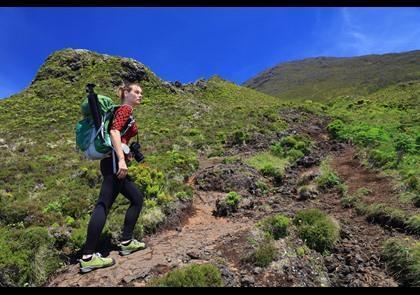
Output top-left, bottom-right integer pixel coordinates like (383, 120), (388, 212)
(127, 152), (134, 162)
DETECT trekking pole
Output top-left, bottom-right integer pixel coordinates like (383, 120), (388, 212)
(86, 83), (102, 131)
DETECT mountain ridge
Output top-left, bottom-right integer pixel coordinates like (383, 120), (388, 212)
(243, 49), (420, 101)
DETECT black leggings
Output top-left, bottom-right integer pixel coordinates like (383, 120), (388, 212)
(83, 154), (144, 255)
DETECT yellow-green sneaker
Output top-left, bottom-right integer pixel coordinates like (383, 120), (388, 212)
(119, 239), (147, 256)
(79, 253), (116, 274)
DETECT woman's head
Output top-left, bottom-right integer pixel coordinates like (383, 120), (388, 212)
(117, 83), (143, 107)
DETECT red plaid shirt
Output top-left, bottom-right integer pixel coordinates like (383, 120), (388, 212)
(110, 104), (138, 144)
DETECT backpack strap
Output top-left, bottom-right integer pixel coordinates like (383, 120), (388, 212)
(108, 105), (136, 174)
(121, 115), (135, 136)
(111, 105), (135, 136)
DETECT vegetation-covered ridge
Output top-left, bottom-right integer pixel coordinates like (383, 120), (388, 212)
(0, 48), (290, 286)
(244, 50), (420, 102)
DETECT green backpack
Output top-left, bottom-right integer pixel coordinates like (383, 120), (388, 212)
(75, 92), (134, 160)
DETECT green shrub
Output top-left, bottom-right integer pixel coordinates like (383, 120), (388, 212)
(60, 193), (92, 219)
(255, 180), (269, 195)
(258, 214), (290, 240)
(0, 200), (41, 226)
(327, 119), (345, 139)
(243, 235), (277, 267)
(65, 216), (75, 226)
(269, 142), (284, 157)
(287, 149), (305, 162)
(381, 237), (420, 287)
(144, 199), (158, 210)
(340, 194), (361, 208)
(260, 164), (283, 183)
(270, 135), (312, 160)
(412, 193), (420, 208)
(356, 187), (372, 196)
(293, 208), (326, 225)
(147, 148), (199, 178)
(174, 189), (193, 201)
(315, 160), (341, 190)
(296, 245), (310, 257)
(149, 263), (224, 287)
(128, 164), (166, 199)
(352, 125), (390, 146)
(225, 191), (241, 207)
(279, 135), (298, 149)
(395, 133), (417, 155)
(406, 175), (419, 191)
(185, 128), (201, 137)
(368, 149), (395, 168)
(42, 200), (62, 214)
(156, 192), (174, 207)
(67, 216), (90, 251)
(336, 183), (349, 197)
(354, 202), (369, 215)
(0, 226), (61, 287)
(140, 207), (165, 234)
(406, 215), (420, 235)
(293, 209), (340, 254)
(216, 131), (227, 144)
(364, 204), (407, 229)
(340, 187), (369, 208)
(230, 130), (249, 146)
(245, 152), (286, 185)
(214, 192), (242, 217)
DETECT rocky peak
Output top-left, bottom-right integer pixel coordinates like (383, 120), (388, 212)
(31, 48), (156, 87)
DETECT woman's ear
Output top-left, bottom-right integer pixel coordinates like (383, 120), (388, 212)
(124, 89), (130, 98)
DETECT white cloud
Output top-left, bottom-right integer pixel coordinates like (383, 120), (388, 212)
(311, 8), (420, 57)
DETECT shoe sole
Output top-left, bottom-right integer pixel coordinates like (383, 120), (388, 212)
(119, 246), (147, 256)
(79, 258), (116, 274)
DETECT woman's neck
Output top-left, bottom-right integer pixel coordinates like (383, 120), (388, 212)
(121, 102), (134, 108)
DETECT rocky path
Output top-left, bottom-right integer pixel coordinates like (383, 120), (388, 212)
(47, 158), (253, 287)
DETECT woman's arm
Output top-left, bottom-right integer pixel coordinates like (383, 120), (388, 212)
(110, 129), (128, 179)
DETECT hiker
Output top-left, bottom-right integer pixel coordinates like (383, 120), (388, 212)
(79, 83), (147, 274)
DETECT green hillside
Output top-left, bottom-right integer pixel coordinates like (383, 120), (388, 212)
(0, 48), (419, 287)
(0, 49), (289, 286)
(243, 50), (420, 101)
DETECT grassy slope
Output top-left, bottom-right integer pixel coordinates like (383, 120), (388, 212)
(243, 50), (420, 101)
(0, 49), (289, 286)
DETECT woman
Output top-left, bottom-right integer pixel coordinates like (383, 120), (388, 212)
(79, 83), (146, 274)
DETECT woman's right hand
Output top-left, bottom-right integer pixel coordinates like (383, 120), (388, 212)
(116, 159), (128, 179)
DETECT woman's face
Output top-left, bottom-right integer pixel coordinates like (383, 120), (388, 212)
(124, 85), (143, 106)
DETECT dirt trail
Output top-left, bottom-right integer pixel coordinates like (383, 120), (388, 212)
(331, 146), (419, 214)
(47, 157), (252, 287)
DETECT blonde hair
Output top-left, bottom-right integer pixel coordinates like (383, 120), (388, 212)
(117, 83), (141, 102)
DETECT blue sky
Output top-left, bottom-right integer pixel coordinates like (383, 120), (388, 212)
(1, 7), (420, 99)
